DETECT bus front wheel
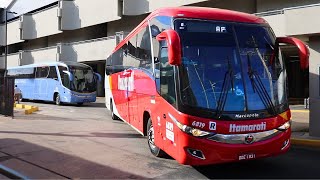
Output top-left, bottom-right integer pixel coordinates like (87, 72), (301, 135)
(55, 93), (61, 105)
(147, 118), (166, 157)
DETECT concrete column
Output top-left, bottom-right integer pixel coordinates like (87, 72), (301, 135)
(97, 62), (105, 97)
(308, 37), (320, 137)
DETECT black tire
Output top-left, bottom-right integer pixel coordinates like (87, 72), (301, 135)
(110, 100), (119, 120)
(55, 93), (61, 105)
(77, 102), (83, 106)
(147, 118), (166, 157)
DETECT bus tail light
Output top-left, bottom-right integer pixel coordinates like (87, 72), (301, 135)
(168, 113), (213, 137)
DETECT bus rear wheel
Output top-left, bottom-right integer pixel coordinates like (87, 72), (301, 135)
(55, 93), (61, 105)
(147, 118), (166, 157)
(110, 100), (119, 120)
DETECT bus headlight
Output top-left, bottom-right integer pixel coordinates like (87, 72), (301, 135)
(168, 113), (212, 137)
(277, 121), (291, 131)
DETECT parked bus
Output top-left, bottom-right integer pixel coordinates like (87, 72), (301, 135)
(8, 61), (100, 105)
(105, 7), (309, 165)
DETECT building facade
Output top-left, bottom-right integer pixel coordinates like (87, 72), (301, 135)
(0, 0), (319, 98)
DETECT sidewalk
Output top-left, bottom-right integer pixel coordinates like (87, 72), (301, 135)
(290, 105), (320, 148)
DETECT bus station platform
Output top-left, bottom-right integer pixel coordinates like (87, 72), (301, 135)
(290, 105), (320, 148)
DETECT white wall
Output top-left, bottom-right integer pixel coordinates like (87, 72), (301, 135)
(262, 14), (286, 37)
(60, 0), (120, 30)
(60, 37), (116, 62)
(191, 0), (256, 13)
(22, 46), (58, 65)
(6, 52), (20, 67)
(123, 0), (209, 15)
(1, 53), (20, 68)
(285, 5), (320, 36)
(7, 19), (23, 45)
(22, 6), (61, 40)
(256, 0), (320, 12)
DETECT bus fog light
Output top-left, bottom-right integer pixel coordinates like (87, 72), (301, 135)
(186, 148), (205, 160)
(281, 139), (290, 150)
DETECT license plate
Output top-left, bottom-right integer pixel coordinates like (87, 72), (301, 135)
(239, 153), (256, 161)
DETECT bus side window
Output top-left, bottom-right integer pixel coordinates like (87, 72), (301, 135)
(137, 26), (152, 72)
(48, 66), (58, 80)
(36, 66), (49, 78)
(106, 55), (113, 75)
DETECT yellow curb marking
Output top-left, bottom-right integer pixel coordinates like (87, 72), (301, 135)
(291, 138), (320, 148)
(291, 110), (309, 113)
(14, 103), (39, 115)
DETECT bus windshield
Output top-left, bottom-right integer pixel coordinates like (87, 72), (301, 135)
(69, 65), (97, 93)
(175, 19), (287, 115)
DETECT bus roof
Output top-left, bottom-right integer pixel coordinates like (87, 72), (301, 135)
(153, 7), (266, 24)
(113, 7), (267, 53)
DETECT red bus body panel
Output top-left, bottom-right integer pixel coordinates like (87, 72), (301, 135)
(107, 7), (292, 166)
(110, 69), (291, 165)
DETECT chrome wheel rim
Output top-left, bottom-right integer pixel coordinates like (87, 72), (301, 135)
(148, 125), (156, 149)
(56, 95), (60, 105)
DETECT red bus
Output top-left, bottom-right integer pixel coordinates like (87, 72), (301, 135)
(105, 7), (309, 165)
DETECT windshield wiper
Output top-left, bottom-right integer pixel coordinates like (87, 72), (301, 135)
(247, 53), (276, 115)
(216, 57), (234, 118)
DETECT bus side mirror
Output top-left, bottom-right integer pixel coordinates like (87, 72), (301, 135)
(276, 37), (309, 69)
(156, 30), (182, 66)
(94, 72), (101, 82)
(63, 70), (73, 81)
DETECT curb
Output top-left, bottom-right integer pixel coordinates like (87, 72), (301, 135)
(290, 138), (320, 148)
(14, 104), (39, 115)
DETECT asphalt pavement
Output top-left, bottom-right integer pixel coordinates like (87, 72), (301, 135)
(0, 98), (319, 179)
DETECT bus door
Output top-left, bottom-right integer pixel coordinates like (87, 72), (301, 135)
(155, 42), (177, 150)
(36, 66), (49, 100)
(34, 67), (41, 99)
(118, 69), (133, 123)
(127, 70), (138, 128)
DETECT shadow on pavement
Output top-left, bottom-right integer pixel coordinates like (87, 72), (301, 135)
(0, 131), (144, 139)
(193, 146), (320, 179)
(13, 113), (81, 122)
(23, 100), (106, 108)
(0, 138), (147, 179)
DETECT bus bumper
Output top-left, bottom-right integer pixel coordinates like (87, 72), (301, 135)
(174, 129), (291, 166)
(66, 93), (96, 103)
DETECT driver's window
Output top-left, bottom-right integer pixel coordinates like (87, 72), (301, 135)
(159, 43), (176, 105)
(58, 66), (69, 88)
(63, 73), (70, 89)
